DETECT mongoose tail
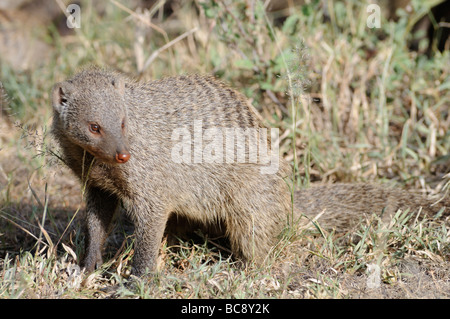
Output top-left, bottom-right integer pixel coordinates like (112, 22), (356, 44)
(294, 183), (449, 230)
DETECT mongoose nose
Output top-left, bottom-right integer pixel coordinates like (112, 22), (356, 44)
(116, 151), (131, 163)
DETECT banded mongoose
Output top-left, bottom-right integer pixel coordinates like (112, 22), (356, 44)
(51, 68), (449, 277)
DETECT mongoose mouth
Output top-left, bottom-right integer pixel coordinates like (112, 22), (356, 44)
(83, 145), (131, 165)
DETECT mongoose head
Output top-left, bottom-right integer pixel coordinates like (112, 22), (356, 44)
(52, 69), (131, 164)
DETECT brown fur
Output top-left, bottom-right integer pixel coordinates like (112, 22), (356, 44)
(51, 67), (448, 277)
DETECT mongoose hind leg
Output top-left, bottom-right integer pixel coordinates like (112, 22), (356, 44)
(225, 211), (276, 264)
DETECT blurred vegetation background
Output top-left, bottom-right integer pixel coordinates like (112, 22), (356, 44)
(1, 0), (448, 188)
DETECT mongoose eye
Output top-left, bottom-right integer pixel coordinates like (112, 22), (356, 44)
(89, 123), (101, 134)
(121, 121), (125, 129)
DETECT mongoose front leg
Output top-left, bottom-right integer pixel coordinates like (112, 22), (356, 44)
(129, 201), (168, 277)
(82, 187), (119, 273)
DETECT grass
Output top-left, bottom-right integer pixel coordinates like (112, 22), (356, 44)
(0, 0), (449, 298)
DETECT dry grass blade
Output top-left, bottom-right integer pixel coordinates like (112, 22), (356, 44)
(141, 27), (199, 73)
(62, 242), (77, 262)
(109, 0), (169, 39)
(0, 213), (43, 245)
(37, 221), (53, 254)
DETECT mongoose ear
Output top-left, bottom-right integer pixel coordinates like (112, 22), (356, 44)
(112, 77), (125, 96)
(52, 81), (74, 114)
